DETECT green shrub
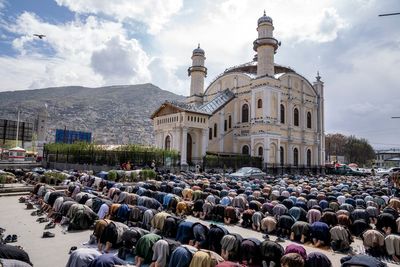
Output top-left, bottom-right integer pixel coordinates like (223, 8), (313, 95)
(108, 170), (117, 181)
(130, 171), (138, 182)
(0, 174), (6, 184)
(138, 169), (156, 181)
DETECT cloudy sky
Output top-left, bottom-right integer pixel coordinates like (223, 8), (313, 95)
(0, 0), (399, 149)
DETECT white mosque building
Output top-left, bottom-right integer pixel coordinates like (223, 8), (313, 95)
(151, 12), (325, 170)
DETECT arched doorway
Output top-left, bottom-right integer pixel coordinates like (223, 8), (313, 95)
(187, 133), (192, 163)
(242, 145), (250, 155)
(165, 135), (171, 150)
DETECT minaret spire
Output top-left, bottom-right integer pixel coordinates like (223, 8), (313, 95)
(316, 71), (321, 81)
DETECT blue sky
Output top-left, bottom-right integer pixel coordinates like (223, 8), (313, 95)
(0, 0), (400, 149)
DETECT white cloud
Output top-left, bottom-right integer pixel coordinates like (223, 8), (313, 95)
(2, 12), (152, 89)
(91, 36), (151, 85)
(54, 0), (183, 34)
(148, 56), (188, 96)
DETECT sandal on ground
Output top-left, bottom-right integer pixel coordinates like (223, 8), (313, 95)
(42, 231), (55, 238)
(37, 217), (49, 223)
(4, 235), (12, 243)
(44, 222), (56, 230)
(69, 246), (77, 254)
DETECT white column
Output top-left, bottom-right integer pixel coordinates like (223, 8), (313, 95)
(251, 91), (256, 120)
(201, 128), (208, 157)
(159, 132), (164, 148)
(277, 92), (281, 121)
(160, 132), (165, 149)
(288, 144), (293, 165)
(263, 90), (267, 118)
(251, 136), (255, 156)
(219, 110), (224, 152)
(175, 128), (181, 151)
(314, 146), (318, 165)
(234, 100), (238, 124)
(276, 139), (281, 163)
(181, 127), (188, 166)
(263, 137), (269, 165)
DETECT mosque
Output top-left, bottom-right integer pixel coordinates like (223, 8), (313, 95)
(151, 12), (325, 170)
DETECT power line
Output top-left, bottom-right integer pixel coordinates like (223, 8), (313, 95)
(379, 12), (400, 17)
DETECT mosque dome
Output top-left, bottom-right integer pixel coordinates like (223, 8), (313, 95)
(192, 44), (205, 56)
(258, 10), (273, 25)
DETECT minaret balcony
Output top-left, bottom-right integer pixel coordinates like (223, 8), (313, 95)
(253, 37), (279, 51)
(187, 66), (208, 76)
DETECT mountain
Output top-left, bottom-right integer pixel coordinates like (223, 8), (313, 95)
(0, 83), (185, 145)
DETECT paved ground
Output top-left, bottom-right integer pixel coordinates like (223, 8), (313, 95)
(0, 195), (91, 267)
(0, 195), (397, 267)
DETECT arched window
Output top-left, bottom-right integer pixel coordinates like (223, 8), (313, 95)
(214, 123), (217, 137)
(165, 136), (171, 150)
(242, 104), (249, 123)
(307, 112), (312, 129)
(242, 145), (250, 155)
(228, 115), (232, 129)
(209, 128), (212, 140)
(293, 148), (299, 166)
(280, 146), (284, 165)
(257, 99), (262, 108)
(294, 108), (299, 126)
(280, 104), (285, 124)
(307, 149), (312, 166)
(258, 146), (263, 156)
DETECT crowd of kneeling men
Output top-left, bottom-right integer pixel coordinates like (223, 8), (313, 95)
(2, 170), (400, 267)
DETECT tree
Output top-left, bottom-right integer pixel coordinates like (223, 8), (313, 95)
(343, 135), (375, 165)
(325, 133), (347, 161)
(325, 133), (375, 166)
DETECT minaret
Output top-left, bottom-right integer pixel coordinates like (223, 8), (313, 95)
(187, 44), (207, 105)
(313, 71), (325, 167)
(253, 11), (279, 77)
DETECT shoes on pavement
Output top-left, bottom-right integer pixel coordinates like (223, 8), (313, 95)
(11, 234), (17, 242)
(42, 231), (55, 238)
(69, 246), (77, 254)
(26, 203), (34, 210)
(37, 217), (49, 223)
(262, 234), (270, 240)
(276, 237), (285, 242)
(44, 222), (56, 230)
(4, 235), (12, 243)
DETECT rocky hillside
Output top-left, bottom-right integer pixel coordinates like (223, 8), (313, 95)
(0, 83), (185, 145)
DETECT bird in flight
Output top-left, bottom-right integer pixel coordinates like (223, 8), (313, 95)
(33, 34), (46, 39)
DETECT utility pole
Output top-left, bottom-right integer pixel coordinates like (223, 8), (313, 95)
(15, 109), (20, 147)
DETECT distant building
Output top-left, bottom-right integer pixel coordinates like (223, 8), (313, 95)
(151, 12), (325, 169)
(55, 129), (92, 144)
(375, 149), (400, 168)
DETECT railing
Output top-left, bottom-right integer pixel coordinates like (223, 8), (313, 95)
(263, 163), (325, 175)
(44, 148), (180, 168)
(200, 154), (263, 170)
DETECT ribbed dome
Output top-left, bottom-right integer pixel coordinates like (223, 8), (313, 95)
(258, 10), (273, 25)
(193, 44), (205, 55)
